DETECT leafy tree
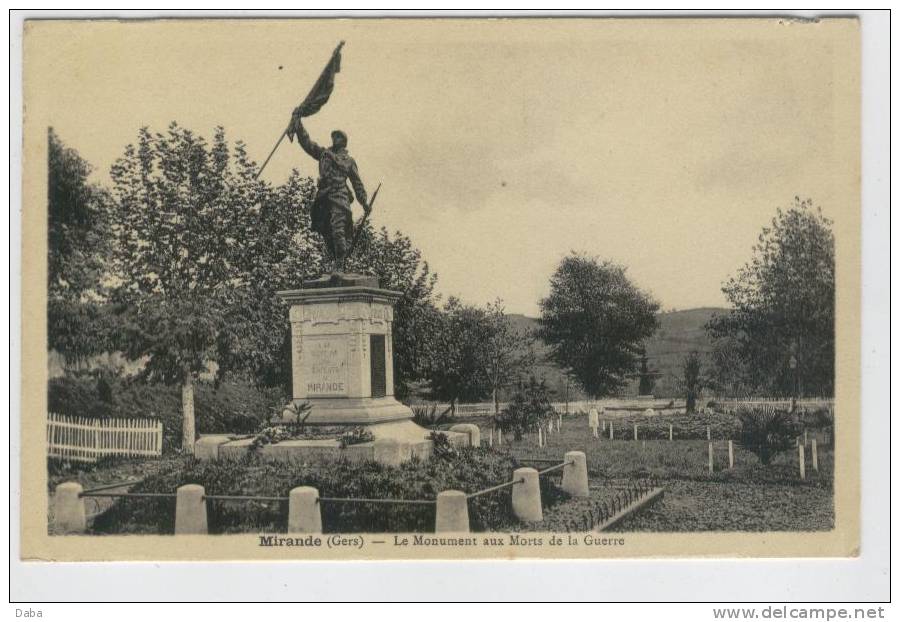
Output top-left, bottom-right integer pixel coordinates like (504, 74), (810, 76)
(423, 298), (491, 410)
(47, 128), (114, 367)
(707, 198), (835, 396)
(496, 376), (554, 441)
(483, 300), (535, 414)
(538, 254), (660, 397)
(109, 123), (292, 451)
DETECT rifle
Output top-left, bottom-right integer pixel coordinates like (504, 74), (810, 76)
(347, 182), (381, 259)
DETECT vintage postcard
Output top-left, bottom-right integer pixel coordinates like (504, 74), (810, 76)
(19, 17), (860, 561)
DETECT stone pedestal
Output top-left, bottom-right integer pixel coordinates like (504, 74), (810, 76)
(276, 273), (417, 429)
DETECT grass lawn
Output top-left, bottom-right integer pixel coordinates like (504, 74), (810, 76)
(440, 412), (834, 532)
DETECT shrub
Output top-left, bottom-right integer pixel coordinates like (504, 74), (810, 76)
(427, 431), (459, 460)
(736, 407), (800, 465)
(496, 377), (554, 440)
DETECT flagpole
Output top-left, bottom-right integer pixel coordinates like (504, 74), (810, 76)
(255, 130), (288, 180)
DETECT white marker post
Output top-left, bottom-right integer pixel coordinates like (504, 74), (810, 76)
(489, 427), (494, 448)
(609, 421), (614, 440)
(728, 440), (734, 469)
(498, 428), (503, 446)
(633, 424), (638, 441)
(706, 425), (711, 441)
(538, 427), (543, 448)
(798, 443), (806, 480)
(708, 442), (714, 474)
(811, 438), (819, 472)
(669, 424), (673, 441)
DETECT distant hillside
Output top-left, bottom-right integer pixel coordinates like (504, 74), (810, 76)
(507, 307), (727, 398)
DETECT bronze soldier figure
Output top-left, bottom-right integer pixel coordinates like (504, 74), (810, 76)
(292, 113), (369, 274)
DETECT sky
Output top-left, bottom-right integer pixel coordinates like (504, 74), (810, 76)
(25, 18), (851, 316)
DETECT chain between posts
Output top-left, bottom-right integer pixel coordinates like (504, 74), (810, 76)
(466, 477), (525, 499)
(536, 460), (573, 476)
(318, 497), (436, 506)
(79, 492), (176, 499)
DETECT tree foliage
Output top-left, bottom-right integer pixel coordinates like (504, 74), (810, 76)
(47, 128), (114, 365)
(483, 300), (535, 412)
(422, 298), (533, 408)
(495, 376), (554, 441)
(538, 254), (660, 397)
(423, 298), (491, 406)
(706, 198), (835, 396)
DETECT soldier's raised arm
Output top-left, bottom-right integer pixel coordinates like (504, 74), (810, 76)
(290, 113), (324, 160)
(348, 159), (369, 211)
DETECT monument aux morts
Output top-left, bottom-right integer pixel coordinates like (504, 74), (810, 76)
(194, 42), (471, 462)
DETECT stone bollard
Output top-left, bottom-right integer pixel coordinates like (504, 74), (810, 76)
(175, 484), (208, 535)
(561, 451), (589, 497)
(511, 467), (542, 522)
(374, 438), (408, 466)
(435, 490), (469, 532)
(288, 486), (322, 533)
(450, 423), (481, 447)
(53, 482), (86, 534)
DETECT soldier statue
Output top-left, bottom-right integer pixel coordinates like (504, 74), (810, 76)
(291, 113), (369, 274)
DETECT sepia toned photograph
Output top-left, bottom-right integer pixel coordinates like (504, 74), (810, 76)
(19, 16), (861, 562)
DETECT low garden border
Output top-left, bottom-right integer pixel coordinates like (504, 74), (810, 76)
(52, 452), (602, 535)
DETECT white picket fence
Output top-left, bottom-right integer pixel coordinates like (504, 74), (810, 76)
(47, 412), (163, 463)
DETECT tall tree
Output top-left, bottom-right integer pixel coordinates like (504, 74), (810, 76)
(423, 298), (492, 410)
(109, 123), (282, 451)
(538, 254), (660, 397)
(47, 128), (113, 366)
(483, 300), (535, 414)
(706, 198), (835, 396)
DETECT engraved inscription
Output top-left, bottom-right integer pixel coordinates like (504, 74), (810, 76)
(301, 336), (349, 397)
